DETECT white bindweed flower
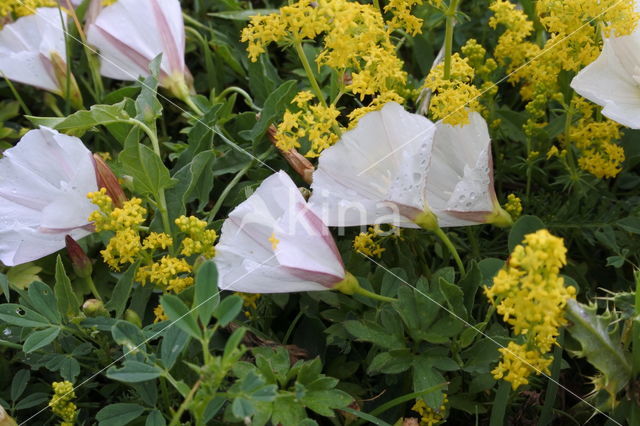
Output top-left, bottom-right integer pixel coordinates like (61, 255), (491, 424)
(571, 19), (640, 129)
(428, 111), (511, 227)
(86, 0), (193, 99)
(309, 102), (437, 229)
(214, 171), (348, 294)
(308, 102), (510, 230)
(0, 8), (82, 107)
(214, 171), (394, 301)
(0, 127), (98, 266)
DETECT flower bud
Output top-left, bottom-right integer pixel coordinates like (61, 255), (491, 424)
(0, 406), (17, 426)
(92, 154), (127, 208)
(124, 309), (142, 328)
(65, 235), (93, 279)
(267, 124), (315, 184)
(50, 51), (83, 110)
(82, 299), (109, 318)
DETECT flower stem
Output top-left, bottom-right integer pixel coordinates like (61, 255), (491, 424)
(443, 0), (462, 80)
(169, 379), (201, 426)
(129, 119), (161, 156)
(85, 276), (102, 301)
(156, 189), (173, 238)
(214, 86), (261, 112)
(354, 286), (398, 302)
(183, 95), (204, 117)
(293, 40), (326, 105)
(433, 227), (466, 276)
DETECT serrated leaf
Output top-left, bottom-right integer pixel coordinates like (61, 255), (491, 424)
(565, 300), (631, 395)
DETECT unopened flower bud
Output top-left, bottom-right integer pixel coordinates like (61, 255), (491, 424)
(82, 298), (109, 318)
(50, 51), (83, 110)
(65, 235), (93, 279)
(124, 309), (142, 328)
(93, 154), (127, 208)
(0, 405), (17, 426)
(267, 125), (315, 184)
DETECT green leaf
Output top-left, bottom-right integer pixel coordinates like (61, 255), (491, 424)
(244, 80), (297, 142)
(11, 369), (30, 401)
(565, 300), (632, 396)
(508, 215), (545, 252)
(343, 320), (406, 350)
(161, 294), (201, 339)
(105, 262), (139, 318)
(119, 144), (175, 197)
(23, 327), (61, 353)
(106, 361), (163, 383)
(145, 410), (166, 426)
(302, 389), (353, 417)
(617, 216), (640, 234)
(208, 9), (278, 20)
(27, 281), (61, 324)
(96, 403), (146, 426)
(54, 256), (80, 319)
(183, 151), (217, 212)
(135, 56), (162, 125)
(412, 357), (446, 410)
(27, 102), (129, 136)
(213, 295), (243, 327)
(368, 350), (413, 375)
(340, 407), (392, 426)
(271, 395), (306, 426)
(111, 320), (145, 350)
(0, 304), (51, 328)
(7, 262), (42, 289)
(0, 272), (9, 302)
(194, 260), (219, 324)
(161, 326), (189, 370)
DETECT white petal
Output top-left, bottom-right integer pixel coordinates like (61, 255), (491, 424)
(309, 102), (435, 227)
(87, 0), (186, 82)
(0, 128), (97, 265)
(571, 36), (640, 129)
(214, 171), (342, 293)
(0, 8), (67, 92)
(428, 112), (496, 227)
(0, 226), (91, 267)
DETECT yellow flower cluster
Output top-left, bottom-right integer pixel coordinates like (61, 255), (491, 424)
(485, 229), (576, 389)
(461, 39), (497, 80)
(422, 53), (481, 125)
(236, 292), (261, 318)
(411, 395), (447, 425)
(537, 0), (639, 71)
(503, 194), (522, 219)
(384, 0), (425, 35)
(353, 227), (386, 258)
(0, 0), (55, 18)
(49, 381), (77, 426)
(137, 256), (193, 293)
(175, 215), (217, 257)
(275, 91), (341, 157)
(566, 98), (625, 179)
(242, 0), (409, 148)
(88, 190), (147, 270)
(153, 304), (168, 323)
(348, 90), (406, 127)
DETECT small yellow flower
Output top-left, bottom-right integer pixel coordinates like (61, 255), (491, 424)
(353, 227), (385, 258)
(504, 194), (522, 219)
(49, 381), (77, 425)
(412, 395), (448, 425)
(153, 304), (168, 323)
(269, 233), (280, 250)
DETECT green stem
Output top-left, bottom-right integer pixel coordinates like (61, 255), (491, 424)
(433, 227), (466, 276)
(0, 339), (22, 349)
(156, 189), (173, 237)
(214, 86), (261, 112)
(539, 330), (564, 426)
(354, 286), (397, 303)
(443, 0), (462, 80)
(373, 0), (381, 11)
(293, 38), (341, 138)
(207, 146), (274, 222)
(2, 75), (31, 115)
(169, 380), (201, 426)
(633, 270), (640, 376)
(282, 311), (304, 345)
(129, 119), (161, 156)
(84, 276), (102, 301)
(183, 95), (204, 116)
